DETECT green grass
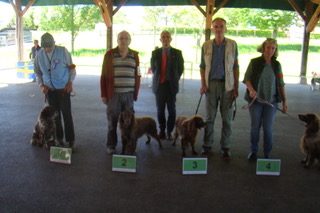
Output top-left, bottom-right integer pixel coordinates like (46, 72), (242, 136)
(72, 44), (320, 58)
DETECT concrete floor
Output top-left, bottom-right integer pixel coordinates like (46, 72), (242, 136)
(1, 74), (320, 213)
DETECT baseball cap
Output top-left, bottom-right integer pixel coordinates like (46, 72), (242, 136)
(41, 32), (54, 48)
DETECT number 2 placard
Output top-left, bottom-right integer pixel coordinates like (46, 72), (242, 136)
(256, 159), (281, 176)
(183, 158), (207, 175)
(112, 155), (137, 173)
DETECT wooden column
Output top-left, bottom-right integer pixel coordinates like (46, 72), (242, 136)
(205, 0), (215, 41)
(106, 0), (113, 50)
(8, 0), (35, 62)
(300, 0), (314, 84)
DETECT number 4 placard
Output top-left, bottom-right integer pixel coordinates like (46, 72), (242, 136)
(183, 158), (207, 175)
(256, 159), (281, 176)
(112, 155), (137, 173)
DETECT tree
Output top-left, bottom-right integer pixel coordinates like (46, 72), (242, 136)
(143, 7), (166, 28)
(39, 5), (102, 52)
(242, 9), (299, 38)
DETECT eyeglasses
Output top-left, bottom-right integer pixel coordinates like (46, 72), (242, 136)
(118, 37), (130, 41)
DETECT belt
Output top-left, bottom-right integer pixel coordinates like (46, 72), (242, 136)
(211, 78), (225, 82)
(49, 88), (65, 91)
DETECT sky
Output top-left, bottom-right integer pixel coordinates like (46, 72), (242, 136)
(0, 2), (15, 28)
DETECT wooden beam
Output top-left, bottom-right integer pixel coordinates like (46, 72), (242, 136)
(306, 4), (320, 32)
(93, 0), (112, 27)
(21, 0), (36, 16)
(113, 0), (128, 16)
(212, 0), (228, 16)
(189, 0), (206, 17)
(287, 0), (306, 21)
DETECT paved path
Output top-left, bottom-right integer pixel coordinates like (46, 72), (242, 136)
(0, 74), (320, 213)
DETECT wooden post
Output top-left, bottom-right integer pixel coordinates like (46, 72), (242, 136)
(16, 0), (24, 62)
(107, 0), (113, 50)
(300, 0), (314, 84)
(205, 0), (215, 41)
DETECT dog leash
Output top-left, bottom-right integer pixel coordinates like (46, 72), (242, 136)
(242, 97), (304, 126)
(195, 93), (203, 115)
(232, 99), (237, 121)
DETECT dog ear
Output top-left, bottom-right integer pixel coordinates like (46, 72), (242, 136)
(187, 118), (195, 132)
(306, 114), (320, 136)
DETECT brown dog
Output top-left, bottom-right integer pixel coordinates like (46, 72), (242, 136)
(118, 110), (163, 155)
(30, 106), (59, 150)
(298, 113), (320, 168)
(172, 115), (207, 157)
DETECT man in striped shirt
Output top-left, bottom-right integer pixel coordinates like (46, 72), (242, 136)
(100, 31), (141, 155)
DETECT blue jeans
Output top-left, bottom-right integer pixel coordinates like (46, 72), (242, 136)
(248, 101), (278, 156)
(203, 80), (233, 150)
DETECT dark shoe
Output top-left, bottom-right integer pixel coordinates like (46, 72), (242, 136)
(248, 153), (257, 161)
(68, 141), (78, 152)
(159, 131), (166, 140)
(201, 146), (211, 157)
(264, 154), (270, 159)
(167, 132), (173, 140)
(221, 149), (231, 160)
(107, 146), (115, 155)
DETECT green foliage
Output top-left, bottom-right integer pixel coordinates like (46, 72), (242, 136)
(143, 7), (166, 27)
(38, 5), (102, 52)
(72, 43), (320, 58)
(227, 29), (287, 38)
(242, 9), (299, 38)
(23, 12), (38, 30)
(72, 48), (147, 57)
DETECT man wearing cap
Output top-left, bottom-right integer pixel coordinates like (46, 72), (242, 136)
(34, 32), (76, 149)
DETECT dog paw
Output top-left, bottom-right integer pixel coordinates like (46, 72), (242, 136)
(43, 144), (49, 150)
(301, 159), (307, 164)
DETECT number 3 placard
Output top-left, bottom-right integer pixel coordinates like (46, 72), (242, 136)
(112, 155), (136, 173)
(256, 159), (281, 176)
(183, 158), (208, 175)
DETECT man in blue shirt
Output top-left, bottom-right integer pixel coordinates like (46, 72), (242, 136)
(34, 32), (76, 150)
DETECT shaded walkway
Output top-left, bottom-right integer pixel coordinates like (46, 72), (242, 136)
(0, 75), (320, 212)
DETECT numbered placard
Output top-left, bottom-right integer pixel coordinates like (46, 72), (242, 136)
(183, 158), (207, 175)
(50, 146), (72, 164)
(112, 155), (136, 173)
(256, 159), (281, 176)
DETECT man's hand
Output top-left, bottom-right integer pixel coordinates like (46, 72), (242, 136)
(200, 85), (208, 95)
(101, 97), (108, 105)
(40, 84), (49, 94)
(231, 88), (239, 100)
(65, 82), (73, 93)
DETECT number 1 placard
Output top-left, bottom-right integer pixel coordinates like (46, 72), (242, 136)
(112, 155), (136, 173)
(256, 159), (281, 176)
(50, 146), (72, 164)
(183, 158), (207, 175)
